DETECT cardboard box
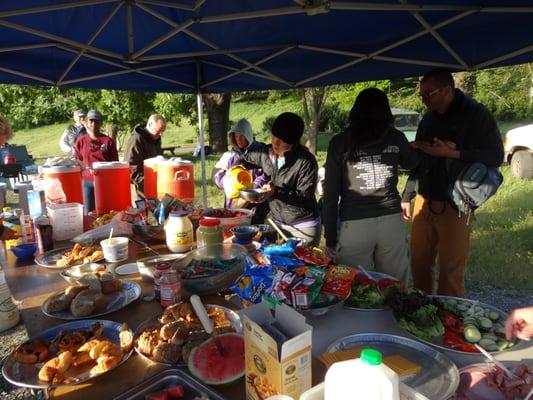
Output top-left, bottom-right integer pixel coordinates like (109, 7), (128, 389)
(241, 302), (312, 400)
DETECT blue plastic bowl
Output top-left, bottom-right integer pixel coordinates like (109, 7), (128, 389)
(10, 242), (37, 259)
(231, 225), (258, 241)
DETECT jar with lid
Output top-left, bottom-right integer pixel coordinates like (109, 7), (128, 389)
(159, 268), (180, 307)
(153, 261), (172, 300)
(196, 218), (223, 248)
(165, 211), (193, 253)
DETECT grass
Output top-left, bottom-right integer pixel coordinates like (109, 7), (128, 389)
(6, 101), (532, 293)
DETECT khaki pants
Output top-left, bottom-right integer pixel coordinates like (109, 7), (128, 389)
(281, 224), (322, 247)
(410, 195), (471, 296)
(335, 213), (410, 284)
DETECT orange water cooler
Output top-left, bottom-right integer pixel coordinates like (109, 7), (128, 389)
(92, 161), (131, 215)
(39, 165), (83, 204)
(143, 155), (164, 199)
(157, 158), (194, 202)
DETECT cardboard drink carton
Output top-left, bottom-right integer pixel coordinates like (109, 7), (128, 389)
(241, 302), (312, 400)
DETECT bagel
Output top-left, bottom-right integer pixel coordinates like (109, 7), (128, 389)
(14, 340), (49, 364)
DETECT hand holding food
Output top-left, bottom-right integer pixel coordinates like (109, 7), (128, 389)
(505, 306), (533, 340)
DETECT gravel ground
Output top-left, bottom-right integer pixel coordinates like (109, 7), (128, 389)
(1, 285), (532, 400)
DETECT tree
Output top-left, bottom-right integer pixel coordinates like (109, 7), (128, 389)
(203, 93), (231, 153)
(300, 87), (329, 154)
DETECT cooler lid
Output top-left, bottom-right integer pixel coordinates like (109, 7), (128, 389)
(92, 161), (130, 170)
(144, 155), (166, 165)
(39, 164), (81, 173)
(161, 157), (193, 166)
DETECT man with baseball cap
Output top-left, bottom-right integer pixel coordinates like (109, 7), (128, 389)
(59, 109), (86, 154)
(238, 112), (321, 245)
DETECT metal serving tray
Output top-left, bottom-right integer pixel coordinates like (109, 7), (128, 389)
(113, 368), (225, 400)
(327, 333), (459, 400)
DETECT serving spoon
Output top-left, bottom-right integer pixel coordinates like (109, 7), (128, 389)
(474, 343), (520, 380)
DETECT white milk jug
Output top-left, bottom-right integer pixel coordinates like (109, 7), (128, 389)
(0, 271), (20, 332)
(324, 348), (400, 400)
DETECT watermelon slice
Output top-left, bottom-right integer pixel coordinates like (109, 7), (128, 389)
(187, 333), (245, 385)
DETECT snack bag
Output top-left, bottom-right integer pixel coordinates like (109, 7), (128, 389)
(320, 265), (356, 299)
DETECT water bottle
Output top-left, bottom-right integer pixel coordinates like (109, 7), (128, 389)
(324, 348), (400, 400)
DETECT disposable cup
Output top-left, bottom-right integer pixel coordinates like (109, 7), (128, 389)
(100, 237), (129, 262)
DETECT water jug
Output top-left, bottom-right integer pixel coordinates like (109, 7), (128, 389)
(3, 151), (16, 165)
(92, 161), (131, 215)
(324, 348), (400, 400)
(40, 164), (83, 204)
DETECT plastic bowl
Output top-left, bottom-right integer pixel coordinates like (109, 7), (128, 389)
(202, 208), (252, 232)
(100, 237), (129, 262)
(174, 243), (247, 295)
(239, 188), (271, 203)
(231, 225), (259, 241)
(10, 242), (37, 259)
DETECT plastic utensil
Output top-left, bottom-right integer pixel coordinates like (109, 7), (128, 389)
(357, 265), (374, 280)
(190, 294), (224, 355)
(473, 344), (520, 379)
(267, 218), (289, 242)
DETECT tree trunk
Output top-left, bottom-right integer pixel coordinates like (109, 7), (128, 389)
(203, 93), (231, 153)
(300, 87), (328, 154)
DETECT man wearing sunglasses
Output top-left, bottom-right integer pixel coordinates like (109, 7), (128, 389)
(401, 69), (503, 297)
(73, 109), (119, 213)
(123, 113), (166, 199)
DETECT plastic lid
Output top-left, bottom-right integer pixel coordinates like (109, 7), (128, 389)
(39, 164), (81, 173)
(361, 348), (382, 365)
(155, 262), (172, 271)
(161, 157), (193, 166)
(92, 161), (129, 170)
(169, 211), (189, 218)
(199, 218), (220, 227)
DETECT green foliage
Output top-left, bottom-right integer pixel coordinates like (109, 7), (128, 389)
(328, 80), (390, 110)
(99, 89), (156, 129)
(319, 102), (348, 134)
(262, 116), (276, 134)
(153, 92), (197, 126)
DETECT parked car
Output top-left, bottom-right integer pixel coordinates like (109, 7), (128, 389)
(504, 124), (533, 179)
(392, 108), (420, 142)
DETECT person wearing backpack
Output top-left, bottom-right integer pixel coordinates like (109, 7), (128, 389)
(401, 68), (504, 297)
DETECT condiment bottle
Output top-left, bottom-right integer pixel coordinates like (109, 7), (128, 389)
(165, 211), (193, 253)
(153, 261), (172, 301)
(196, 218), (223, 248)
(324, 348), (400, 400)
(34, 215), (54, 253)
(159, 267), (180, 307)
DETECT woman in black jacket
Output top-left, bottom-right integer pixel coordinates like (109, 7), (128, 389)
(240, 112), (321, 246)
(323, 88), (421, 282)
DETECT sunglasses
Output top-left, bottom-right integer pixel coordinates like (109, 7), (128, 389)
(419, 87), (442, 100)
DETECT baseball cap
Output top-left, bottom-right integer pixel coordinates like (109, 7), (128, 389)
(86, 109), (102, 121)
(73, 110), (86, 118)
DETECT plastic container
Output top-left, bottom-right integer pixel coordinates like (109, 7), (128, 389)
(34, 215), (53, 253)
(159, 267), (180, 307)
(39, 164), (83, 204)
(100, 236), (129, 262)
(47, 203), (83, 241)
(203, 208), (253, 236)
(157, 157), (194, 201)
(223, 166), (253, 199)
(143, 155), (164, 199)
(92, 161), (131, 215)
(196, 218), (223, 248)
(3, 151), (16, 165)
(0, 272), (19, 332)
(324, 349), (400, 400)
(165, 211), (193, 253)
(15, 181), (33, 215)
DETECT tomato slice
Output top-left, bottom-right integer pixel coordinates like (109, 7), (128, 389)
(145, 390), (168, 400)
(166, 385), (185, 398)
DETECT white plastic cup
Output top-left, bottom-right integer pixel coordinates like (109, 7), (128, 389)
(100, 237), (129, 262)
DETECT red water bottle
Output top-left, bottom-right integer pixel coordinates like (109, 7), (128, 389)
(3, 152), (16, 165)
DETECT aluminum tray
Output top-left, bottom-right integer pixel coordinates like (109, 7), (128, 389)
(134, 304), (242, 366)
(398, 295), (517, 355)
(344, 270), (397, 312)
(327, 333), (459, 400)
(113, 368), (225, 400)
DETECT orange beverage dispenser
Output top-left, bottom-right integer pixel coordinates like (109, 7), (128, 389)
(143, 155), (164, 199)
(92, 161), (131, 215)
(39, 164), (83, 204)
(157, 158), (194, 201)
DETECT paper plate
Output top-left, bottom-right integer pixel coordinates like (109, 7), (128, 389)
(115, 263), (139, 276)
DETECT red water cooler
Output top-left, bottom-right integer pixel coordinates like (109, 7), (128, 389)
(40, 165), (83, 204)
(143, 155), (164, 199)
(92, 161), (131, 215)
(157, 158), (194, 202)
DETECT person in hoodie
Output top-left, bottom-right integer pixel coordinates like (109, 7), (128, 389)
(123, 114), (166, 199)
(212, 118), (269, 224)
(239, 112), (321, 245)
(322, 88), (421, 283)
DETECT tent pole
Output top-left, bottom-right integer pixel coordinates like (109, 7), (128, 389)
(196, 92), (207, 208)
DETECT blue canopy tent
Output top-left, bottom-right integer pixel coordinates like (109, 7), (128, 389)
(1, 0), (532, 203)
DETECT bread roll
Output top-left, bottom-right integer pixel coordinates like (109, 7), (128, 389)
(75, 289), (108, 309)
(78, 274), (102, 291)
(64, 284), (89, 297)
(44, 292), (73, 313)
(70, 298), (94, 317)
(153, 342), (181, 364)
(99, 275), (122, 294)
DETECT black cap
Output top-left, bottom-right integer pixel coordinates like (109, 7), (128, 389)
(271, 112), (304, 145)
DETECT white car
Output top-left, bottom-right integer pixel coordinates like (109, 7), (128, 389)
(504, 124), (533, 179)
